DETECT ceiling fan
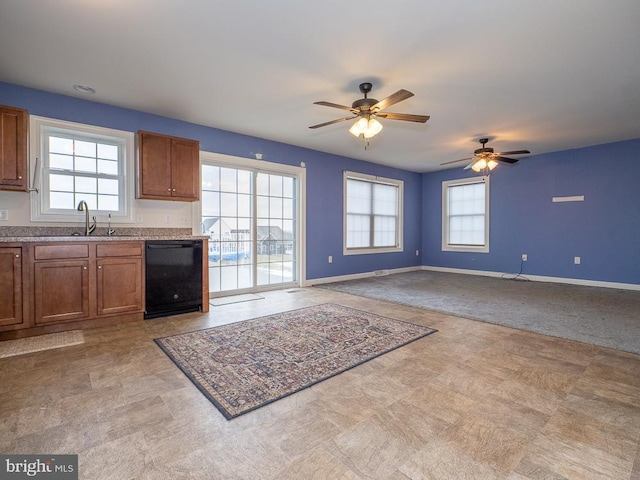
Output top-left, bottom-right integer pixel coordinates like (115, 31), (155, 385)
(441, 138), (531, 172)
(309, 82), (430, 143)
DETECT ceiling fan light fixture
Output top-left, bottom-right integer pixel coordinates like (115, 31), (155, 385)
(363, 118), (383, 139)
(349, 117), (383, 139)
(471, 154), (499, 172)
(349, 117), (369, 137)
(471, 158), (488, 172)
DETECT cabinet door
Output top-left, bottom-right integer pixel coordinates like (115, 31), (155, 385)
(0, 247), (23, 327)
(171, 137), (200, 200)
(138, 131), (172, 199)
(96, 257), (143, 316)
(34, 260), (90, 324)
(0, 105), (28, 191)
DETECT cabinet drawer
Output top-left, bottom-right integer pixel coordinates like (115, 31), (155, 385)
(34, 244), (89, 260)
(97, 242), (143, 258)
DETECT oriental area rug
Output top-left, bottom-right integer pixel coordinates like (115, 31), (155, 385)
(155, 303), (436, 419)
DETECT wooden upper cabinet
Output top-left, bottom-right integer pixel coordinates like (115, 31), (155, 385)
(0, 105), (28, 192)
(171, 137), (200, 199)
(137, 131), (200, 201)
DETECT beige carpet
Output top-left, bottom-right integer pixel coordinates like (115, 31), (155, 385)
(0, 330), (85, 358)
(318, 270), (640, 355)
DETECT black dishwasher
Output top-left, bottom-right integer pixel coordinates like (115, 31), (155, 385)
(145, 240), (203, 319)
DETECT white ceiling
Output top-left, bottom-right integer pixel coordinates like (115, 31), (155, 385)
(1, 1), (639, 172)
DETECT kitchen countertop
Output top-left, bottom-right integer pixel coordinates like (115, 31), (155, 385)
(0, 226), (208, 243)
(0, 235), (208, 243)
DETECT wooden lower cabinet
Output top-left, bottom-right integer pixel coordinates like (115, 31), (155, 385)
(97, 256), (143, 316)
(34, 259), (90, 324)
(32, 241), (144, 327)
(0, 247), (24, 328)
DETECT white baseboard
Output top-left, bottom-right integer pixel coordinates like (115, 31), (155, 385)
(305, 264), (640, 291)
(304, 265), (421, 286)
(421, 265), (640, 291)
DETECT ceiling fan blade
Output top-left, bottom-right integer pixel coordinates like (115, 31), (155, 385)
(440, 157), (473, 165)
(463, 162), (474, 170)
(313, 101), (355, 112)
(370, 89), (414, 111)
(496, 156), (519, 164)
(497, 149), (530, 156)
(376, 112), (430, 123)
(308, 116), (356, 129)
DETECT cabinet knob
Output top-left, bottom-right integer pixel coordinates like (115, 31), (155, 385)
(83, 266), (87, 270)
(15, 254), (20, 258)
(98, 265), (102, 269)
(18, 176), (22, 179)
(172, 189), (176, 192)
(167, 188), (171, 191)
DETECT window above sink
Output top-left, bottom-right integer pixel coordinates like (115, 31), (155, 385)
(29, 116), (135, 224)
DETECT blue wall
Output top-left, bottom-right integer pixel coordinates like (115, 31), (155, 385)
(422, 138), (640, 285)
(0, 82), (422, 280)
(4, 82), (637, 285)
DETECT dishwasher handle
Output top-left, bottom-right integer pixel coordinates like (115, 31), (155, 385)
(146, 244), (201, 249)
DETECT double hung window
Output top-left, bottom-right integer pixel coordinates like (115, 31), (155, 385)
(30, 116), (133, 222)
(344, 171), (403, 254)
(442, 176), (490, 252)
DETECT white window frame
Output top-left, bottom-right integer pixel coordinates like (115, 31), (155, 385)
(343, 171), (404, 255)
(442, 176), (490, 253)
(29, 116), (135, 223)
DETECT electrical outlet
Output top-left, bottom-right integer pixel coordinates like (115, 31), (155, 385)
(522, 253), (528, 262)
(328, 256), (333, 264)
(179, 216), (188, 225)
(416, 250), (420, 256)
(136, 214), (143, 223)
(164, 215), (171, 225)
(0, 209), (7, 221)
(574, 256), (581, 265)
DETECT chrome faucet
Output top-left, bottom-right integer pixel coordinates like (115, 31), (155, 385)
(77, 201), (96, 235)
(107, 212), (116, 236)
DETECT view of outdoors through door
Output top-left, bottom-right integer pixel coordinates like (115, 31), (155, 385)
(201, 164), (297, 294)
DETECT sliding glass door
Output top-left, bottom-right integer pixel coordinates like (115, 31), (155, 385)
(256, 172), (296, 287)
(201, 160), (299, 295)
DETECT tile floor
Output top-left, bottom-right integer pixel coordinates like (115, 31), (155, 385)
(1, 287), (639, 479)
